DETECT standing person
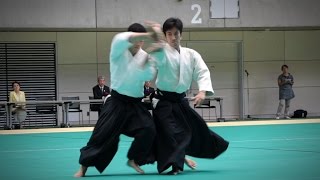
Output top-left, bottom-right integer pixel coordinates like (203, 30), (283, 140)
(276, 65), (295, 119)
(74, 23), (163, 177)
(9, 81), (27, 129)
(92, 76), (110, 116)
(151, 18), (229, 175)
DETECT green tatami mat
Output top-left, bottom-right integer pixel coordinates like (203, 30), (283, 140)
(0, 123), (319, 180)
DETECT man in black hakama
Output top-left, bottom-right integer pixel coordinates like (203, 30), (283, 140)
(151, 18), (229, 175)
(74, 23), (163, 177)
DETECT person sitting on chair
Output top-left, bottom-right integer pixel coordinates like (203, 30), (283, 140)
(143, 81), (155, 98)
(92, 76), (110, 116)
(9, 81), (27, 129)
(143, 81), (155, 110)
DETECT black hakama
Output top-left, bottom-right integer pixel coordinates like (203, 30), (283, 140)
(152, 89), (229, 173)
(78, 90), (156, 173)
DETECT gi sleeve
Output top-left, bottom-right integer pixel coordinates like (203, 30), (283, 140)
(192, 50), (214, 96)
(110, 32), (133, 61)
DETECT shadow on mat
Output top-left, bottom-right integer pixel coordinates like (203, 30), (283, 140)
(85, 172), (159, 177)
(85, 169), (225, 177)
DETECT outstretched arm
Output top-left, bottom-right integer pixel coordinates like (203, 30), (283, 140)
(110, 32), (157, 61)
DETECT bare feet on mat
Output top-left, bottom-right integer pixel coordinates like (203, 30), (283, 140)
(185, 158), (197, 170)
(127, 160), (145, 174)
(74, 165), (88, 177)
(166, 165), (180, 175)
(166, 170), (179, 175)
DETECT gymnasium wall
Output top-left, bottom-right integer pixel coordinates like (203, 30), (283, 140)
(1, 30), (319, 122)
(0, 0), (320, 29)
(1, 0), (320, 121)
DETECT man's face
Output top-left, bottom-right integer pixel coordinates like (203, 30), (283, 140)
(164, 27), (181, 49)
(282, 67), (288, 73)
(131, 41), (144, 54)
(144, 81), (151, 87)
(98, 79), (105, 86)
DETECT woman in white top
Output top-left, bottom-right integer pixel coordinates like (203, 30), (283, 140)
(9, 81), (27, 128)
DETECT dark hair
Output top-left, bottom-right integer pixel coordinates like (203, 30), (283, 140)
(12, 81), (20, 88)
(127, 23), (146, 33)
(281, 64), (288, 71)
(163, 17), (183, 34)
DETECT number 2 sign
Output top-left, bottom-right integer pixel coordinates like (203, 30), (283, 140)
(191, 4), (202, 24)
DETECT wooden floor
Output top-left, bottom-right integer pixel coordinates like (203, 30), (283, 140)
(1, 118), (319, 135)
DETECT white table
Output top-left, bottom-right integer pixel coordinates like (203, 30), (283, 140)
(0, 96), (225, 129)
(186, 96), (225, 121)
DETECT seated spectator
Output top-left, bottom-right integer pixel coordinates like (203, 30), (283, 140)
(143, 81), (155, 98)
(9, 81), (27, 129)
(143, 81), (155, 110)
(92, 76), (110, 116)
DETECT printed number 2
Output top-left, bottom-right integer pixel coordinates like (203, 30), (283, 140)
(191, 4), (202, 24)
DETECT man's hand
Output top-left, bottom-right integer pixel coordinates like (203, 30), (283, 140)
(191, 91), (206, 107)
(145, 21), (164, 42)
(144, 41), (165, 54)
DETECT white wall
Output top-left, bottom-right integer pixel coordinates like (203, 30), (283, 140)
(0, 0), (320, 29)
(243, 30), (320, 118)
(0, 0), (95, 28)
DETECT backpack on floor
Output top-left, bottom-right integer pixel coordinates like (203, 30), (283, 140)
(291, 109), (307, 118)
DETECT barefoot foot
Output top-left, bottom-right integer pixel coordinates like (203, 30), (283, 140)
(127, 160), (145, 174)
(166, 165), (180, 175)
(74, 166), (88, 177)
(185, 158), (197, 170)
(166, 169), (179, 175)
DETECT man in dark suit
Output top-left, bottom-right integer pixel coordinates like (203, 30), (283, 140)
(143, 81), (155, 98)
(143, 81), (155, 110)
(92, 76), (110, 116)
